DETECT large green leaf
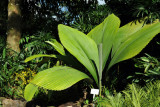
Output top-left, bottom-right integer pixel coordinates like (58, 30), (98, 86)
(24, 54), (56, 63)
(112, 20), (144, 57)
(108, 20), (160, 69)
(87, 14), (120, 70)
(58, 24), (99, 85)
(24, 83), (38, 101)
(30, 66), (91, 90)
(46, 39), (65, 55)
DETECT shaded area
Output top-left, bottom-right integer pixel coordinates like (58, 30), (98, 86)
(26, 83), (85, 107)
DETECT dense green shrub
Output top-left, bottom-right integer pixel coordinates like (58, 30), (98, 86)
(0, 49), (31, 99)
(0, 32), (57, 99)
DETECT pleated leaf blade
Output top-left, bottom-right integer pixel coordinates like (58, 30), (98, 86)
(87, 14), (120, 70)
(112, 20), (145, 57)
(109, 20), (160, 69)
(30, 66), (91, 90)
(24, 83), (38, 101)
(58, 24), (99, 85)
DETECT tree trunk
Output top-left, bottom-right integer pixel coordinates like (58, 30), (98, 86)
(7, 0), (21, 55)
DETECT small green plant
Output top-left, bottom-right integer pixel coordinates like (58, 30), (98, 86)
(123, 81), (160, 107)
(128, 54), (160, 83)
(95, 81), (160, 107)
(24, 14), (160, 101)
(20, 31), (55, 56)
(95, 93), (124, 107)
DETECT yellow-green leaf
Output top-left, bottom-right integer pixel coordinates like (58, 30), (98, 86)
(31, 66), (91, 90)
(46, 39), (65, 55)
(112, 20), (145, 57)
(24, 54), (56, 63)
(58, 24), (99, 85)
(87, 14), (120, 70)
(24, 83), (38, 101)
(109, 20), (160, 69)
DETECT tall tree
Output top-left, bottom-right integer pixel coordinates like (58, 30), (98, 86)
(1, 0), (99, 54)
(7, 0), (22, 54)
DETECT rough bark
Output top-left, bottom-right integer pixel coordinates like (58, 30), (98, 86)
(7, 0), (21, 55)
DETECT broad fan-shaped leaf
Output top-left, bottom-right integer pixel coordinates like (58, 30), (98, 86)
(87, 14), (120, 70)
(46, 39), (65, 55)
(30, 66), (91, 90)
(24, 83), (38, 101)
(24, 54), (56, 62)
(108, 20), (160, 69)
(58, 24), (99, 85)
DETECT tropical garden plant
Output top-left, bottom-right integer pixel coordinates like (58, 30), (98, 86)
(24, 14), (160, 101)
(95, 80), (160, 107)
(128, 54), (160, 84)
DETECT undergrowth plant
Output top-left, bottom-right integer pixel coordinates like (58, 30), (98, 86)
(20, 31), (55, 56)
(95, 93), (124, 107)
(0, 48), (32, 99)
(123, 81), (160, 107)
(24, 14), (160, 101)
(128, 54), (160, 83)
(95, 81), (160, 107)
(0, 32), (55, 99)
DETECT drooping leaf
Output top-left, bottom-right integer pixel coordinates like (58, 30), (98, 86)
(58, 24), (99, 85)
(108, 20), (160, 69)
(24, 83), (38, 101)
(30, 66), (91, 90)
(46, 39), (65, 55)
(24, 54), (56, 63)
(87, 14), (120, 70)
